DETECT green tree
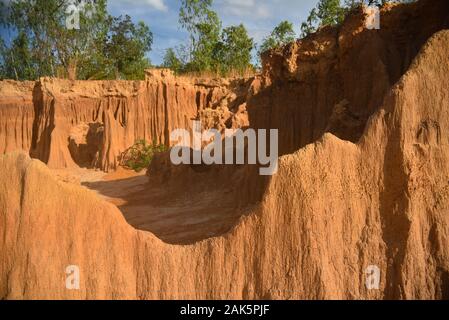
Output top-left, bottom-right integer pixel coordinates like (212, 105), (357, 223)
(214, 24), (254, 75)
(345, 0), (415, 7)
(190, 12), (221, 72)
(0, 37), (11, 80)
(300, 0), (346, 37)
(178, 0), (258, 75)
(57, 0), (111, 80)
(179, 0), (221, 73)
(300, 0), (415, 38)
(4, 0), (59, 78)
(162, 48), (183, 74)
(0, 0), (7, 25)
(2, 0), (110, 80)
(0, 32), (36, 80)
(105, 15), (153, 79)
(259, 20), (296, 55)
(0, 39), (4, 78)
(179, 0), (217, 48)
(1, 0), (153, 80)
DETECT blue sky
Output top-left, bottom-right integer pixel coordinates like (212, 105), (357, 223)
(108, 0), (319, 65)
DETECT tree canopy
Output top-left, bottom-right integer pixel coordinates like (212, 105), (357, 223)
(259, 21), (296, 55)
(162, 48), (183, 74)
(301, 0), (415, 38)
(300, 0), (346, 37)
(0, 0), (417, 80)
(0, 0), (152, 80)
(215, 24), (254, 75)
(105, 15), (153, 80)
(168, 0), (254, 76)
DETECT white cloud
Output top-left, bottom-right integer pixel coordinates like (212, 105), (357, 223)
(218, 0), (270, 18)
(118, 0), (168, 12)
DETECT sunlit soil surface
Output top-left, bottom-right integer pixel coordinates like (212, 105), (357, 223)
(80, 168), (250, 245)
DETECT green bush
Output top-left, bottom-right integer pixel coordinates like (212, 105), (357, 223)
(121, 139), (167, 172)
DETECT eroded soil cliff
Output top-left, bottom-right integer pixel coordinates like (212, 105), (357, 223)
(0, 0), (448, 299)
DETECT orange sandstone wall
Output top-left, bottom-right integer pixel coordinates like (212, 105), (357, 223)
(0, 71), (233, 171)
(0, 81), (36, 155)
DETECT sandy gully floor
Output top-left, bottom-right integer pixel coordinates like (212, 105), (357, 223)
(74, 168), (249, 245)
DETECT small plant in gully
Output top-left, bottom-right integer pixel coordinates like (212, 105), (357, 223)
(121, 139), (167, 172)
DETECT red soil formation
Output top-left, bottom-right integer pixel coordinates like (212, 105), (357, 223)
(0, 0), (448, 299)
